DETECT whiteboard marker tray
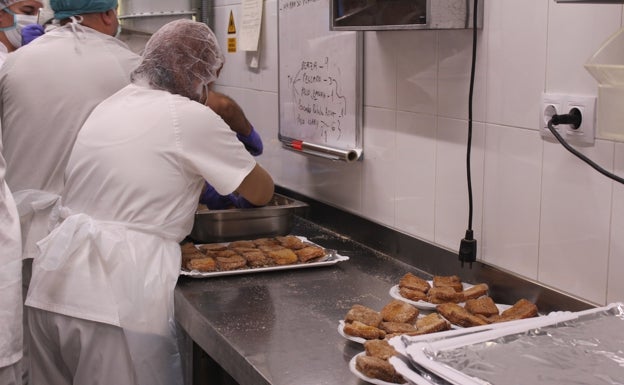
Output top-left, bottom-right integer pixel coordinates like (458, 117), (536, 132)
(403, 303), (624, 385)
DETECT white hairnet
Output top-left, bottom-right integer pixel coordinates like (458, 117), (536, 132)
(131, 19), (224, 101)
(0, 0), (43, 11)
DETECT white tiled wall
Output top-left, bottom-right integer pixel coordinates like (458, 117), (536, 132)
(211, 0), (624, 305)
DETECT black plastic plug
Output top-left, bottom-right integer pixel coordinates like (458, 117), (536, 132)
(459, 229), (477, 268)
(551, 108), (582, 129)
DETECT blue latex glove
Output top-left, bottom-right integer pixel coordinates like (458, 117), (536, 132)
(199, 182), (259, 209)
(229, 194), (259, 209)
(21, 24), (45, 46)
(236, 126), (263, 156)
(199, 183), (236, 209)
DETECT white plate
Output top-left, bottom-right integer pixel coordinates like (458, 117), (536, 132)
(389, 281), (475, 310)
(349, 352), (409, 385)
(180, 237), (349, 278)
(388, 356), (436, 385)
(338, 320), (367, 344)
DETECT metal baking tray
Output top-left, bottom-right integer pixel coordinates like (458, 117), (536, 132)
(189, 193), (309, 243)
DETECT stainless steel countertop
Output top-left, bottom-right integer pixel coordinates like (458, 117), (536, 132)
(175, 218), (418, 385)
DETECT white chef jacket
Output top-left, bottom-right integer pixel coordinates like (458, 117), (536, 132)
(0, 43), (23, 370)
(26, 83), (257, 385)
(0, 22), (141, 259)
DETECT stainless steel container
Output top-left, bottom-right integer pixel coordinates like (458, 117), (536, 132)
(189, 194), (309, 243)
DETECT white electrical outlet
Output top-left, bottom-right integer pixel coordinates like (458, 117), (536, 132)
(540, 93), (564, 139)
(562, 95), (596, 145)
(540, 93), (596, 145)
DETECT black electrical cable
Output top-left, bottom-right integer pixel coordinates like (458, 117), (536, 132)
(547, 117), (624, 185)
(458, 0), (479, 268)
(466, 0), (477, 231)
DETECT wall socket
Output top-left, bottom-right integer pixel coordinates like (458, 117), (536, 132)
(540, 93), (596, 145)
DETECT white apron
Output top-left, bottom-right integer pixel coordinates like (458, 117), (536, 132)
(13, 189), (60, 260)
(26, 206), (183, 385)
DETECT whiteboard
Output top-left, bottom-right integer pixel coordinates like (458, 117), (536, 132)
(278, 0), (363, 162)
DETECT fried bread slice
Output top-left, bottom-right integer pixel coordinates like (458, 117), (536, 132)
(355, 355), (405, 384)
(398, 286), (428, 302)
(241, 250), (273, 268)
(464, 296), (499, 317)
(494, 298), (538, 322)
(228, 240), (256, 248)
(427, 286), (464, 304)
(180, 242), (205, 267)
(295, 245), (325, 262)
(185, 256), (217, 272)
(437, 303), (489, 327)
(413, 313), (451, 335)
(432, 275), (463, 292)
(398, 272), (431, 293)
(276, 235), (307, 250)
(343, 320), (386, 340)
(462, 283), (489, 301)
(344, 304), (382, 327)
(380, 299), (419, 323)
(216, 255), (247, 271)
(267, 248), (298, 265)
(364, 339), (398, 360)
(379, 321), (418, 335)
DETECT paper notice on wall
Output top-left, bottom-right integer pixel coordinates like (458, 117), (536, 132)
(239, 0), (263, 52)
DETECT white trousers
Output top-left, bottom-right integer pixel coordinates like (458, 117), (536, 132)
(27, 308), (137, 385)
(0, 362), (21, 385)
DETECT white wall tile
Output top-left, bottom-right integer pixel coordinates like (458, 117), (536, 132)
(395, 111), (437, 241)
(546, 3), (622, 94)
(213, 0), (278, 92)
(482, 125), (542, 280)
(360, 107), (396, 227)
(434, 118), (485, 254)
(395, 30), (438, 115)
(363, 31), (398, 110)
(539, 139), (614, 305)
(437, 29), (486, 123)
(485, 0), (548, 130)
(607, 142), (624, 303)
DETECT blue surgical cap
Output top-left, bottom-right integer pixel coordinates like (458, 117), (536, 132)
(50, 0), (118, 20)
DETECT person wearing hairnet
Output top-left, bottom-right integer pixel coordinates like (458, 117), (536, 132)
(0, 1), (140, 383)
(25, 19), (274, 385)
(0, 0), (139, 258)
(0, 0), (42, 56)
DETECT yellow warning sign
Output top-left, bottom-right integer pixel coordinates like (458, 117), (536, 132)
(227, 38), (236, 53)
(227, 11), (236, 34)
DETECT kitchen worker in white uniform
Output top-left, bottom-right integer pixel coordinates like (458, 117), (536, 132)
(0, 2), (41, 384)
(0, 145), (23, 385)
(25, 19), (275, 385)
(0, 0), (42, 56)
(0, 0), (140, 259)
(0, 147), (22, 385)
(0, 1), (139, 383)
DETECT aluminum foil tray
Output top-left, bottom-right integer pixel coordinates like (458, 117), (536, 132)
(402, 303), (624, 385)
(189, 193), (309, 243)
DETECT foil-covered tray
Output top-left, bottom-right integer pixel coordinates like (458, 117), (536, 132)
(403, 303), (623, 385)
(190, 193), (309, 243)
(180, 236), (349, 278)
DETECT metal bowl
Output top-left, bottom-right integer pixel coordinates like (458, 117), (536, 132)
(189, 193), (309, 243)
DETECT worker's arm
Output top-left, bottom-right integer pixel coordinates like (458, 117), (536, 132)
(235, 163), (274, 207)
